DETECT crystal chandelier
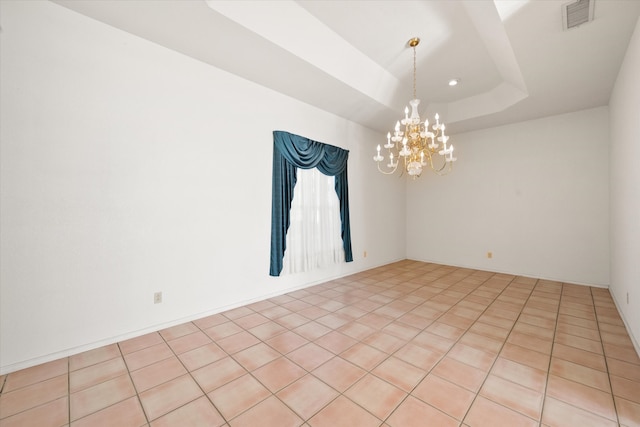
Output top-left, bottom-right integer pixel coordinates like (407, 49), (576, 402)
(374, 37), (457, 178)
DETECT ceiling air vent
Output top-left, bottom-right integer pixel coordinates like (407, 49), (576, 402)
(562, 0), (595, 30)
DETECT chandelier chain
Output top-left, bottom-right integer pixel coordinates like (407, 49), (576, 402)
(412, 45), (417, 100)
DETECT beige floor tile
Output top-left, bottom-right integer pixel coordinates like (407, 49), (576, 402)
(541, 396), (617, 427)
(192, 313), (228, 330)
(491, 357), (547, 393)
(177, 342), (226, 371)
(386, 395), (459, 427)
(480, 374), (544, 420)
(554, 332), (603, 355)
(607, 357), (640, 382)
(3, 261), (640, 426)
(546, 374), (616, 421)
(166, 331), (212, 355)
(314, 331), (357, 354)
(277, 374), (339, 420)
(431, 356), (487, 392)
(203, 321), (244, 341)
(232, 343), (280, 371)
(308, 395), (380, 427)
(248, 321), (288, 341)
(191, 356), (246, 393)
(372, 356), (426, 392)
(312, 357), (365, 393)
(1, 375), (68, 419)
(138, 375), (203, 421)
(217, 331), (261, 354)
(118, 333), (164, 355)
(286, 343), (334, 372)
(72, 396), (146, 427)
(69, 344), (121, 371)
(413, 374), (475, 420)
(448, 343), (496, 372)
(292, 321), (331, 341)
(150, 396), (225, 427)
(363, 331), (406, 354)
(265, 330), (308, 354)
(70, 357), (128, 393)
(230, 395), (302, 427)
(4, 359), (68, 392)
(207, 374), (270, 420)
(159, 323), (199, 341)
(464, 395), (538, 427)
(552, 343), (607, 372)
(233, 312), (270, 330)
(253, 357), (306, 393)
(130, 357), (186, 392)
(500, 342), (550, 372)
(340, 343), (387, 371)
(549, 358), (611, 392)
(71, 374), (135, 421)
(0, 396), (68, 427)
(124, 343), (173, 372)
(610, 375), (640, 403)
(615, 396), (640, 427)
(344, 374), (406, 420)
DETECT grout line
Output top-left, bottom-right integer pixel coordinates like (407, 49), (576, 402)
(163, 322), (239, 426)
(67, 356), (71, 425)
(454, 275), (542, 425)
(538, 280), (564, 426)
(115, 340), (151, 427)
(592, 286), (621, 426)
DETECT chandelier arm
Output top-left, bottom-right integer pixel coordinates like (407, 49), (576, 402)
(376, 161), (399, 175)
(433, 162), (453, 176)
(420, 148), (452, 175)
(432, 161), (453, 176)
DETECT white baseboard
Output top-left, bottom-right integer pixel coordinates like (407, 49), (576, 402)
(609, 290), (640, 359)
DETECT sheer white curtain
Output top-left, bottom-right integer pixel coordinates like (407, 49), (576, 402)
(282, 167), (345, 274)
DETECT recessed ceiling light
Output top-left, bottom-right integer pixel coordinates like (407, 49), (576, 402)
(448, 78), (460, 87)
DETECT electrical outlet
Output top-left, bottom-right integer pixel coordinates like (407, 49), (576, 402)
(154, 292), (162, 304)
(487, 251), (493, 259)
(364, 250), (367, 258)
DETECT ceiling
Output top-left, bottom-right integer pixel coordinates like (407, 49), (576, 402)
(52, 0), (640, 135)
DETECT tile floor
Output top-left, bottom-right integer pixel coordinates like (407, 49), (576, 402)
(1, 260), (640, 426)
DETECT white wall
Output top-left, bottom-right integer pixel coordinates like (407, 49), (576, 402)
(406, 107), (610, 286)
(0, 1), (406, 373)
(609, 16), (640, 351)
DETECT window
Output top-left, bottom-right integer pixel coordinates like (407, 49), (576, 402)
(282, 167), (345, 274)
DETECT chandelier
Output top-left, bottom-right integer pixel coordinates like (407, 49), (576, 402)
(374, 37), (457, 178)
